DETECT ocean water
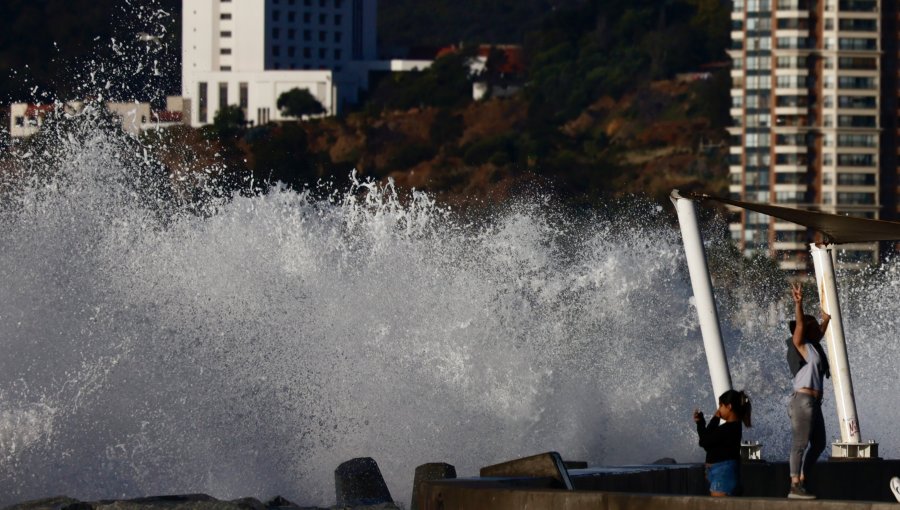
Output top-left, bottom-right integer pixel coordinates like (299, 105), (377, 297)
(2, 108), (899, 508)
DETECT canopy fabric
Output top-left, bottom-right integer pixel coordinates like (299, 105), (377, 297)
(680, 191), (900, 244)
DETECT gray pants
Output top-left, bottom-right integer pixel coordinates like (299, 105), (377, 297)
(788, 392), (826, 478)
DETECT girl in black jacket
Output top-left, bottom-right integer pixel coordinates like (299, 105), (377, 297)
(693, 389), (752, 496)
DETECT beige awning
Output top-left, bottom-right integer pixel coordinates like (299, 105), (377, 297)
(680, 191), (900, 244)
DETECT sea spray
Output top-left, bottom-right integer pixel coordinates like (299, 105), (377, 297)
(3, 113), (900, 508)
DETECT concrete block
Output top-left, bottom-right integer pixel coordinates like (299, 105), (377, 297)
(334, 457), (393, 506)
(410, 462), (456, 510)
(479, 451), (573, 490)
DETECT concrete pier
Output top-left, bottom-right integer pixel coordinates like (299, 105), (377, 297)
(416, 460), (900, 509)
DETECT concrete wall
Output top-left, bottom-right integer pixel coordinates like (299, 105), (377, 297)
(417, 478), (899, 510)
(417, 460), (900, 509)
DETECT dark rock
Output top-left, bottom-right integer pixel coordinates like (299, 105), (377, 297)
(3, 496), (81, 510)
(262, 497), (298, 509)
(651, 457), (677, 465)
(61, 504), (93, 510)
(334, 457), (393, 507)
(227, 498), (265, 510)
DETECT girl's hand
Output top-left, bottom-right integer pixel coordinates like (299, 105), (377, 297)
(791, 282), (803, 303)
(693, 409), (703, 423)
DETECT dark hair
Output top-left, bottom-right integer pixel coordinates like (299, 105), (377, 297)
(719, 389), (752, 427)
(789, 314), (824, 342)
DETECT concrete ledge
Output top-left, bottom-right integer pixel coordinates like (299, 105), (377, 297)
(416, 479), (900, 510)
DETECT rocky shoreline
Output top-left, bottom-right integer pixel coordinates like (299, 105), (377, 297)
(2, 494), (401, 510)
(1, 457), (441, 510)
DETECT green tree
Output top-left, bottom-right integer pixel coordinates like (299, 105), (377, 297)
(277, 88), (326, 118)
(367, 51), (473, 111)
(212, 104), (246, 138)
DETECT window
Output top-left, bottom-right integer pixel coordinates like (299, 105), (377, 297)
(273, 10), (280, 21)
(334, 49), (342, 59)
(840, 19), (877, 31)
(14, 116), (24, 126)
(304, 47), (311, 58)
(837, 134), (876, 147)
(319, 48), (326, 58)
(239, 82), (248, 110)
(776, 191), (805, 204)
(198, 82), (208, 123)
(221, 31), (232, 38)
(838, 57), (877, 70)
(304, 13), (311, 23)
(257, 107), (270, 125)
(304, 30), (311, 41)
(288, 28), (296, 39)
(837, 173), (876, 185)
(273, 45), (281, 56)
(837, 153), (875, 167)
(320, 14), (327, 23)
(273, 28), (280, 39)
(775, 230), (806, 243)
(837, 76), (876, 89)
(220, 13), (232, 19)
(220, 65), (232, 71)
(837, 95), (876, 109)
(319, 31), (326, 42)
(334, 31), (342, 43)
(837, 192), (875, 205)
(335, 14), (342, 25)
(839, 250), (874, 264)
(220, 48), (232, 54)
(219, 82), (228, 110)
(288, 12), (296, 22)
(837, 115), (876, 128)
(838, 37), (877, 51)
(775, 172), (805, 184)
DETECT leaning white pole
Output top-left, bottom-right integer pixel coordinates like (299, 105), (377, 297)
(671, 191), (732, 402)
(809, 243), (862, 444)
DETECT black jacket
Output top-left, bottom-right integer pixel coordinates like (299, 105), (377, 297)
(696, 416), (742, 464)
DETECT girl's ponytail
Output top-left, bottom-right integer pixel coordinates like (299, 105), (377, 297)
(739, 391), (752, 428)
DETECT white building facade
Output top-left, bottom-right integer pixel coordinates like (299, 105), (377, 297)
(182, 0), (380, 126)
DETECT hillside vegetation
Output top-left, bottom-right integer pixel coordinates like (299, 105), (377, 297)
(3, 0), (733, 207)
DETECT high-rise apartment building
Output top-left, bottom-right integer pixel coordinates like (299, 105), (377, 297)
(727, 0), (889, 270)
(182, 0), (381, 126)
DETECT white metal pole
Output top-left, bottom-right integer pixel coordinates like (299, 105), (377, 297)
(809, 243), (862, 443)
(671, 191), (733, 402)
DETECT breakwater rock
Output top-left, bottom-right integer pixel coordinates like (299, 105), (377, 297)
(1, 494), (401, 510)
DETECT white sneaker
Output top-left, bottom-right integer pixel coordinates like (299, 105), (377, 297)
(890, 476), (900, 503)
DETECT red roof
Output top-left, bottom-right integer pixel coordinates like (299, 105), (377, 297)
(436, 44), (526, 75)
(477, 45), (524, 75)
(153, 111), (183, 122)
(24, 104), (54, 116)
